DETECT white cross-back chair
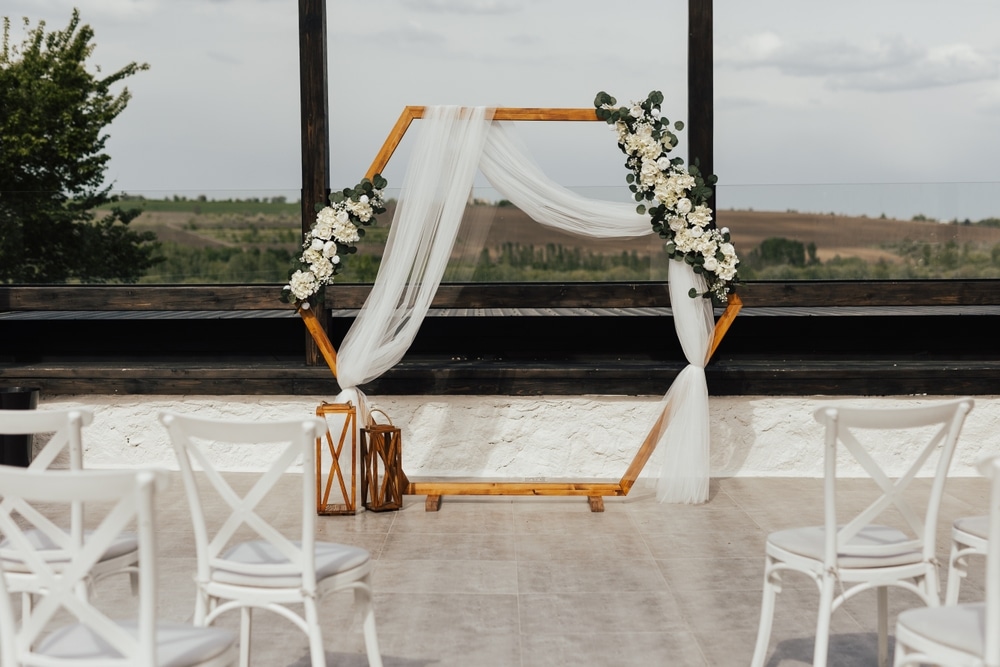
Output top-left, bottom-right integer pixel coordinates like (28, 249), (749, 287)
(750, 397), (974, 667)
(0, 408), (140, 611)
(944, 509), (990, 605)
(158, 411), (383, 667)
(0, 466), (238, 666)
(894, 453), (1000, 666)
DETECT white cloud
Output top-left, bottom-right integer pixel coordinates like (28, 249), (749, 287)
(720, 32), (998, 92)
(399, 0), (524, 15)
(830, 43), (999, 91)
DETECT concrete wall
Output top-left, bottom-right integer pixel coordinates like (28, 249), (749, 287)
(34, 394), (1000, 482)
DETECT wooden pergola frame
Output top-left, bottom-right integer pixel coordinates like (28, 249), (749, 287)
(299, 104), (742, 510)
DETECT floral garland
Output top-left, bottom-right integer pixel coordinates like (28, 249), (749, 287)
(280, 174), (387, 308)
(595, 91), (739, 300)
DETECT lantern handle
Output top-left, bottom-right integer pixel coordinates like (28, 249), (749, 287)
(366, 408), (393, 428)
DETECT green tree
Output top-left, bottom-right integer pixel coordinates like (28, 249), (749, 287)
(0, 10), (159, 282)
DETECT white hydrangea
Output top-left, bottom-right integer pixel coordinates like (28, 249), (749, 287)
(287, 270), (318, 301)
(687, 205), (713, 228)
(310, 258), (334, 280)
(332, 218), (360, 245)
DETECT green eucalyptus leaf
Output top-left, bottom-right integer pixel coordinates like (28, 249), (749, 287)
(674, 120), (685, 131)
(688, 288), (698, 298)
(636, 204), (646, 215)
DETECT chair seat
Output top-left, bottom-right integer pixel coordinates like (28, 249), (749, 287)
(768, 524), (921, 568)
(0, 528), (137, 572)
(35, 619), (235, 667)
(896, 602), (985, 658)
(212, 540), (370, 587)
(955, 515), (989, 542)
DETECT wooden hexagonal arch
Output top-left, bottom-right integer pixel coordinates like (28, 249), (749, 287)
(299, 106), (742, 511)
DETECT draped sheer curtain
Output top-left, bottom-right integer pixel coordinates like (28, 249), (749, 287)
(334, 105), (716, 503)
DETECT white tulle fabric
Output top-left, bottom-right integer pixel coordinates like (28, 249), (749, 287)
(654, 260), (715, 503)
(333, 105), (716, 503)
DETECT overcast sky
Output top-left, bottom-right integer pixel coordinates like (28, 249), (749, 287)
(6, 0), (1000, 220)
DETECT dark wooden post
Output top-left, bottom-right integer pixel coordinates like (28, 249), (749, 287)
(688, 0), (715, 219)
(298, 0), (330, 365)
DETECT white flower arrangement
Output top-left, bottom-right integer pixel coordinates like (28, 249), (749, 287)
(280, 174), (387, 308)
(595, 91), (739, 300)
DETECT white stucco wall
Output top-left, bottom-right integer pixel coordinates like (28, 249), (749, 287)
(32, 394), (1000, 482)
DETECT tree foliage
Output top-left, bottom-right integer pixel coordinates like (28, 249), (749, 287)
(0, 9), (159, 282)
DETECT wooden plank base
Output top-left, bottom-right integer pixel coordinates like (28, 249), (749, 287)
(588, 496), (605, 512)
(425, 495), (442, 512)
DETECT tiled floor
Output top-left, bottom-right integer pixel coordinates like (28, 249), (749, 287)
(70, 474), (996, 665)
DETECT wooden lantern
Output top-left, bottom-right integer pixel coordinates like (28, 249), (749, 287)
(315, 402), (358, 515)
(360, 409), (403, 512)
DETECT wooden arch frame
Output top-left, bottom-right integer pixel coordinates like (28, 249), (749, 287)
(300, 106), (742, 510)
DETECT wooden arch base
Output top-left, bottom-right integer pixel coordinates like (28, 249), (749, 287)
(300, 293), (740, 511)
(300, 105), (743, 511)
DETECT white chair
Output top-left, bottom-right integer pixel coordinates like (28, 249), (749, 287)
(750, 397), (974, 667)
(894, 453), (1000, 666)
(945, 511), (989, 605)
(0, 408), (140, 608)
(0, 466), (238, 666)
(159, 411), (383, 667)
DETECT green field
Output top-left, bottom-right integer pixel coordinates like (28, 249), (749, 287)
(105, 196), (1000, 284)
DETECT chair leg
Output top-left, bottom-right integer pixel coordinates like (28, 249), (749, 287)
(193, 587), (210, 626)
(356, 579), (384, 667)
(303, 596), (327, 667)
(877, 585), (889, 667)
(812, 574), (837, 667)
(239, 606), (252, 667)
(892, 632), (920, 667)
(750, 558), (779, 667)
(945, 542), (966, 605)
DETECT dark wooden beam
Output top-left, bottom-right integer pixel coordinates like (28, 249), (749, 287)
(298, 0), (330, 364)
(688, 0), (715, 217)
(5, 281), (1000, 312)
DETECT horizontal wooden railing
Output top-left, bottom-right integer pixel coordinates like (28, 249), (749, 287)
(4, 280), (1000, 312)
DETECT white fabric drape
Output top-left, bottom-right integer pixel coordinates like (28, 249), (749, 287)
(479, 122), (651, 238)
(655, 260), (715, 503)
(331, 105), (717, 503)
(334, 106), (494, 410)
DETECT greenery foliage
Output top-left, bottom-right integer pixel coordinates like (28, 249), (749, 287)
(0, 10), (158, 283)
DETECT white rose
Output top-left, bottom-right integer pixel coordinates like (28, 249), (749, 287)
(359, 194), (369, 204)
(703, 256), (719, 272)
(720, 242), (736, 257)
(310, 238), (324, 251)
(675, 198), (692, 215)
(650, 107), (661, 119)
(323, 241), (338, 258)
(630, 104), (644, 119)
(335, 209), (350, 223)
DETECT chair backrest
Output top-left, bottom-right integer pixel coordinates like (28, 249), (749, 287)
(0, 408), (94, 546)
(979, 454), (1000, 665)
(0, 408), (93, 471)
(158, 412), (328, 590)
(0, 467), (166, 666)
(813, 397), (974, 566)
